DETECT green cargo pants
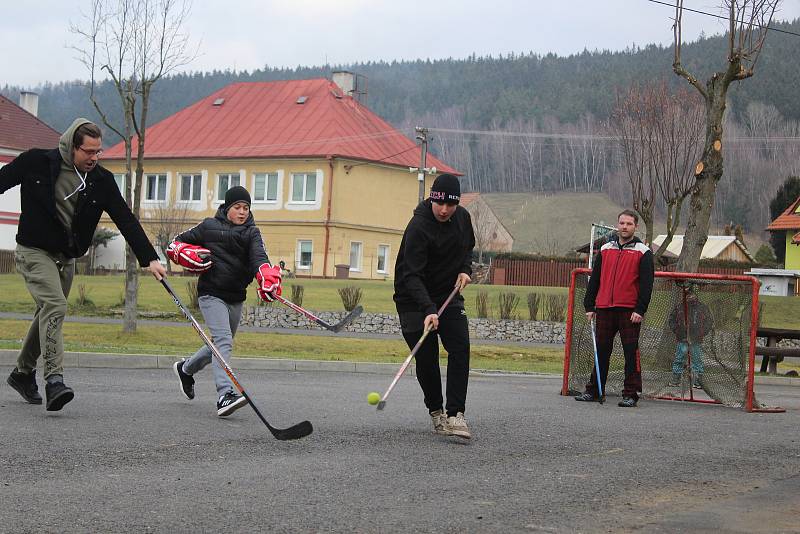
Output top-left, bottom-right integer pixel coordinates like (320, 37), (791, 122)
(14, 244), (75, 379)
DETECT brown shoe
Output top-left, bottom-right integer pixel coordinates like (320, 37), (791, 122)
(445, 412), (472, 440)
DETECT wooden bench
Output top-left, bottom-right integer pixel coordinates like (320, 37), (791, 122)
(757, 327), (800, 375)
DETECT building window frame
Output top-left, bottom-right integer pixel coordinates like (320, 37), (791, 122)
(289, 172), (317, 203)
(253, 172), (279, 203)
(144, 173), (168, 202)
(178, 173), (203, 202)
(216, 173), (241, 202)
(297, 240), (313, 270)
(376, 244), (390, 274)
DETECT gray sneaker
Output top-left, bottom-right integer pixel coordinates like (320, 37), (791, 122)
(445, 412), (472, 440)
(430, 409), (449, 435)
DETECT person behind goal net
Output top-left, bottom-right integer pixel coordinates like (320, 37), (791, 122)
(667, 288), (714, 389)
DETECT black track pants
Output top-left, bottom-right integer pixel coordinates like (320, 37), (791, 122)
(399, 306), (470, 417)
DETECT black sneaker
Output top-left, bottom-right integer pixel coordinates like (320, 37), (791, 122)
(217, 391), (247, 417)
(618, 396), (638, 408)
(574, 392), (598, 402)
(173, 359), (195, 400)
(45, 381), (75, 411)
(7, 368), (43, 404)
(692, 376), (703, 390)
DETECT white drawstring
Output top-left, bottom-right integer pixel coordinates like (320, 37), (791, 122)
(64, 165), (88, 200)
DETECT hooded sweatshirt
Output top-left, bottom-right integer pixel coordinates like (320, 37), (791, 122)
(54, 118), (92, 243)
(174, 206), (269, 303)
(393, 199), (475, 315)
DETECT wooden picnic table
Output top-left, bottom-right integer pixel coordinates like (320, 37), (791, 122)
(757, 327), (800, 375)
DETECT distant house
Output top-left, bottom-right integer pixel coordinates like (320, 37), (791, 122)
(102, 74), (457, 278)
(0, 92), (61, 251)
(766, 195), (800, 270)
(460, 192), (513, 259)
(651, 235), (755, 263)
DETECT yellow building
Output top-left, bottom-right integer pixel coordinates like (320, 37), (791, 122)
(101, 75), (457, 279)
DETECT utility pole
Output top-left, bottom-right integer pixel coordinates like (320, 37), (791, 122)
(415, 126), (428, 203)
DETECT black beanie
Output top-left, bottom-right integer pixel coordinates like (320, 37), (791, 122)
(223, 186), (251, 211)
(429, 173), (461, 204)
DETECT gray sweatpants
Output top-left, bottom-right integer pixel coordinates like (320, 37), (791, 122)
(14, 244), (75, 379)
(182, 295), (243, 398)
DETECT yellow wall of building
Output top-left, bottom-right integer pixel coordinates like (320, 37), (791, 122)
(102, 156), (438, 278)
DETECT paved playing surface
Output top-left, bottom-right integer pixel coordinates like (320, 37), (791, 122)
(1, 366), (799, 533)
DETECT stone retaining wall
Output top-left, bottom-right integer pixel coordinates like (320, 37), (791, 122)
(240, 305), (799, 348)
(240, 306), (567, 344)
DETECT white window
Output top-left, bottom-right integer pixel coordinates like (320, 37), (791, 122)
(290, 172), (316, 202)
(216, 173), (241, 201)
(179, 173), (202, 201)
(253, 173), (278, 202)
(377, 244), (390, 274)
(349, 242), (362, 272)
(145, 174), (167, 201)
(113, 173), (126, 193)
(297, 240), (313, 270)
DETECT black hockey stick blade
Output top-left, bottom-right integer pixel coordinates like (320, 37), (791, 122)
(330, 305), (364, 333)
(270, 420), (314, 441)
(376, 399), (386, 411)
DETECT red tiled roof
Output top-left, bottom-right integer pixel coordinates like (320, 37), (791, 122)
(104, 79), (458, 173)
(793, 231), (800, 245)
(0, 155), (14, 163)
(766, 196), (800, 231)
(0, 94), (60, 152)
(459, 192), (480, 207)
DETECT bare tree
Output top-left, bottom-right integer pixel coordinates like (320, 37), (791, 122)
(466, 197), (500, 264)
(672, 0), (780, 271)
(146, 200), (194, 274)
(72, 0), (195, 331)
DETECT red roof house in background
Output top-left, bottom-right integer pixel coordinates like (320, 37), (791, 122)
(104, 78), (456, 173)
(0, 93), (60, 156)
(99, 75), (461, 278)
(0, 93), (61, 253)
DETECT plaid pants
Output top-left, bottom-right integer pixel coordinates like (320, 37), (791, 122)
(586, 308), (642, 399)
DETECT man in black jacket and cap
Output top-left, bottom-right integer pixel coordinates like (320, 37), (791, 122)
(393, 173), (475, 439)
(0, 118), (166, 411)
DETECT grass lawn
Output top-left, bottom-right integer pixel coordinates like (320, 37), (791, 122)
(0, 319), (565, 374)
(0, 273), (566, 319)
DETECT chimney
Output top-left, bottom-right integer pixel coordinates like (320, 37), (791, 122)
(332, 71), (355, 96)
(19, 91), (39, 117)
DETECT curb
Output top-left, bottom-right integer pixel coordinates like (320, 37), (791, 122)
(2, 349), (796, 386)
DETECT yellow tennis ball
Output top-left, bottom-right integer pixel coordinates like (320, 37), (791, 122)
(367, 392), (381, 405)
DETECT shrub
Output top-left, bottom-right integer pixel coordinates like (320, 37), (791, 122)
(186, 280), (200, 310)
(74, 284), (94, 308)
(338, 286), (363, 312)
(545, 294), (568, 323)
(498, 292), (519, 320)
(290, 284), (304, 307)
(527, 293), (541, 321)
(475, 291), (489, 318)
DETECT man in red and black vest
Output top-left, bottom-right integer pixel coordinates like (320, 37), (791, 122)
(576, 209), (654, 407)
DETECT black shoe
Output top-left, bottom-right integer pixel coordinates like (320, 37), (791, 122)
(217, 391), (247, 417)
(618, 396), (638, 408)
(574, 392), (598, 402)
(173, 359), (195, 400)
(45, 381), (75, 411)
(7, 369), (43, 404)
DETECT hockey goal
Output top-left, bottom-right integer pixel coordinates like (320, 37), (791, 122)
(561, 268), (783, 412)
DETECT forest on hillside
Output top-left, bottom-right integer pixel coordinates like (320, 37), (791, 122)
(3, 18), (800, 236)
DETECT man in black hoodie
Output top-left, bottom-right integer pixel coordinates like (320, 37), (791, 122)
(394, 173), (475, 439)
(0, 118), (166, 411)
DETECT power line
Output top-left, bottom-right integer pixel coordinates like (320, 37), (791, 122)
(426, 126), (800, 143)
(646, 0), (800, 38)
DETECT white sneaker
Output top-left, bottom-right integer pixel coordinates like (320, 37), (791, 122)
(445, 412), (472, 440)
(430, 409), (449, 435)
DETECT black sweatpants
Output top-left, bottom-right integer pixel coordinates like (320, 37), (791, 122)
(399, 306), (470, 417)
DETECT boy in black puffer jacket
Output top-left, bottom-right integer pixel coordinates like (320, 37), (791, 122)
(167, 186), (282, 417)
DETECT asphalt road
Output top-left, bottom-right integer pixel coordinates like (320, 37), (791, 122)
(1, 366), (799, 533)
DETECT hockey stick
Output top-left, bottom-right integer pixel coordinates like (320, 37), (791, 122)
(160, 278), (313, 441)
(376, 285), (461, 411)
(590, 317), (605, 404)
(274, 294), (363, 333)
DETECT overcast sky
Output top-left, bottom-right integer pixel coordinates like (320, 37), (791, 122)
(2, 0), (799, 88)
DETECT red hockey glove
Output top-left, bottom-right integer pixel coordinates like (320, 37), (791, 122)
(256, 263), (282, 302)
(167, 241), (212, 272)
